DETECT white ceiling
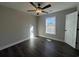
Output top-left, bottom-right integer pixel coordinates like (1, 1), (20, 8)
(0, 2), (78, 16)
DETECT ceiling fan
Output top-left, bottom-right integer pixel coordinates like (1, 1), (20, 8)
(27, 2), (51, 15)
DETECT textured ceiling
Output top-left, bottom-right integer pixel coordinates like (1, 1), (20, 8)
(0, 2), (78, 16)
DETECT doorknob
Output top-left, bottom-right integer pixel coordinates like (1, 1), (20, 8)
(65, 29), (67, 31)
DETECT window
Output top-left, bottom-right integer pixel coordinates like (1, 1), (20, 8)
(46, 17), (56, 35)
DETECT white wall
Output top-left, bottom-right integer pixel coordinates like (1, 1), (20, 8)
(0, 5), (37, 50)
(37, 8), (77, 42)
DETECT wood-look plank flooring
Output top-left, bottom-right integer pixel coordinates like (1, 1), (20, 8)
(0, 36), (79, 57)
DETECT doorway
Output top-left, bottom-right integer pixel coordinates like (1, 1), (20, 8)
(30, 25), (34, 38)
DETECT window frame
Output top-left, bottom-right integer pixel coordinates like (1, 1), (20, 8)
(46, 16), (56, 35)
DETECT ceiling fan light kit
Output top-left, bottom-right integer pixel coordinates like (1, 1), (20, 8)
(36, 8), (42, 13)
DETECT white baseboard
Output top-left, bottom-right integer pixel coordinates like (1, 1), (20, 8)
(0, 37), (30, 50)
(0, 36), (63, 50)
(0, 36), (38, 50)
(39, 35), (64, 42)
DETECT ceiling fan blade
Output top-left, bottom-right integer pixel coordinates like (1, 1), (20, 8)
(30, 2), (37, 8)
(27, 10), (36, 12)
(42, 4), (51, 9)
(42, 11), (48, 13)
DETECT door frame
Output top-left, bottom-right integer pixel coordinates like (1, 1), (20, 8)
(76, 14), (79, 49)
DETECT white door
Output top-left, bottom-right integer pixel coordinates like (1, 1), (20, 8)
(65, 11), (78, 48)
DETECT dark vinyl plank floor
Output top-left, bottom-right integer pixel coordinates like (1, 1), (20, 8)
(0, 36), (79, 57)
